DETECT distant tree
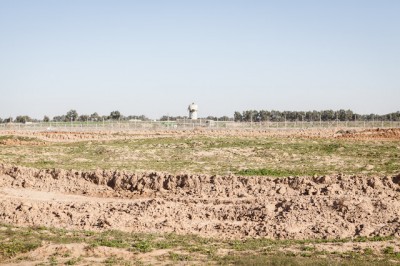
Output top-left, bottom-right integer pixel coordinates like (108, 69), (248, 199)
(15, 115), (31, 123)
(242, 110), (259, 122)
(15, 116), (23, 123)
(311, 110), (320, 121)
(345, 109), (354, 121)
(52, 115), (65, 122)
(236, 109), (380, 122)
(4, 117), (13, 123)
(138, 115), (150, 121)
(337, 109), (346, 121)
(259, 110), (271, 121)
(321, 110), (334, 121)
(127, 115), (150, 121)
(109, 111), (121, 120)
(90, 112), (100, 121)
(392, 111), (400, 121)
(242, 111), (249, 122)
(43, 116), (50, 122)
(126, 115), (142, 121)
(270, 110), (282, 122)
(160, 115), (173, 121)
(66, 110), (78, 122)
(234, 111), (242, 122)
(78, 115), (89, 122)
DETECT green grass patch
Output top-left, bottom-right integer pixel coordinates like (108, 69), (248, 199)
(1, 135), (399, 176)
(0, 241), (40, 258)
(0, 224), (399, 265)
(169, 251), (191, 261)
(217, 253), (395, 266)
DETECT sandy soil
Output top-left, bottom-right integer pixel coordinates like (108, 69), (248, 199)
(1, 242), (178, 266)
(1, 164), (399, 240)
(1, 128), (399, 143)
(335, 128), (400, 140)
(0, 128), (399, 264)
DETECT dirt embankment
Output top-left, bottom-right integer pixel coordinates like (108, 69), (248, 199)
(335, 128), (400, 140)
(0, 164), (399, 240)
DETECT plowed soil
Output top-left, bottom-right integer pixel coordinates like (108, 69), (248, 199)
(2, 128), (400, 142)
(1, 164), (399, 240)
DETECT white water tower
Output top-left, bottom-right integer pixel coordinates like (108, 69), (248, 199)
(188, 102), (198, 120)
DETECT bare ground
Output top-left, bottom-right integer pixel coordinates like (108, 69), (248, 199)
(1, 164), (399, 240)
(1, 128), (399, 143)
(0, 128), (399, 264)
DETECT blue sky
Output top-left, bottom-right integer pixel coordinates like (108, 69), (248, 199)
(0, 0), (399, 119)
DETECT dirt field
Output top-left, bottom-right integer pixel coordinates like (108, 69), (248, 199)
(1, 163), (399, 240)
(0, 128), (399, 265)
(2, 127), (400, 142)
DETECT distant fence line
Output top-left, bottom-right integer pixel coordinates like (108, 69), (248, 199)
(0, 120), (399, 132)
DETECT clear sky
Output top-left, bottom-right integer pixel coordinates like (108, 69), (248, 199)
(0, 0), (399, 119)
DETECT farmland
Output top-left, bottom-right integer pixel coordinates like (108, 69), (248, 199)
(0, 128), (399, 265)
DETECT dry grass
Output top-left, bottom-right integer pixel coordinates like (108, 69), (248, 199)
(1, 224), (399, 265)
(0, 134), (398, 176)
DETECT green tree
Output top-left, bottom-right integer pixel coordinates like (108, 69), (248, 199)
(53, 115), (65, 122)
(219, 116), (230, 121)
(43, 116), (50, 122)
(259, 110), (271, 121)
(15, 115), (31, 123)
(337, 109), (347, 121)
(78, 115), (89, 122)
(159, 115), (171, 121)
(234, 111), (242, 122)
(242, 110), (258, 122)
(90, 112), (100, 121)
(109, 111), (121, 120)
(345, 109), (354, 121)
(66, 110), (78, 122)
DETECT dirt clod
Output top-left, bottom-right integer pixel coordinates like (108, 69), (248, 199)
(0, 164), (399, 240)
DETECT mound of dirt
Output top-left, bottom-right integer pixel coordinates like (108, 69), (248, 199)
(335, 128), (400, 140)
(0, 164), (399, 239)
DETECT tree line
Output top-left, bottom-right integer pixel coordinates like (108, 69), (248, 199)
(234, 110), (400, 122)
(1, 109), (399, 123)
(0, 110), (150, 123)
(0, 109), (234, 123)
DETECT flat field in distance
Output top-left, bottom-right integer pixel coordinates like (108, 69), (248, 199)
(0, 130), (399, 176)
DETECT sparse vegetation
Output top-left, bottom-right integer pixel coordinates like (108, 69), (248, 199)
(0, 135), (398, 177)
(0, 224), (399, 265)
(0, 130), (399, 265)
(237, 168), (305, 177)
